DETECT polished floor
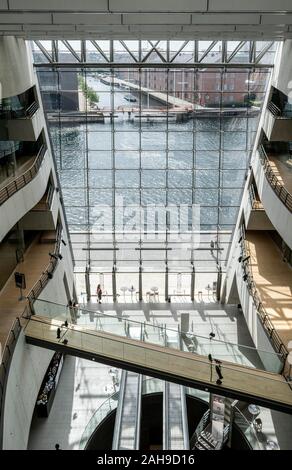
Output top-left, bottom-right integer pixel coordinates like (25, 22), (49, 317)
(246, 230), (292, 349)
(268, 153), (292, 193)
(0, 236), (54, 348)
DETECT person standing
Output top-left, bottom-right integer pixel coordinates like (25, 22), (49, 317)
(97, 284), (102, 304)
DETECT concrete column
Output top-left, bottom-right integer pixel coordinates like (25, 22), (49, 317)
(139, 265), (142, 301)
(112, 266), (117, 302)
(165, 264), (168, 301)
(217, 266), (222, 302)
(191, 266), (195, 301)
(85, 266), (91, 301)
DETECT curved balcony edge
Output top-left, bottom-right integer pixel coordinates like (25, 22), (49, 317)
(237, 227), (289, 372)
(253, 147), (292, 249)
(0, 146), (52, 242)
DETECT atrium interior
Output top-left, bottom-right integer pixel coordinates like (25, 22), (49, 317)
(0, 2), (292, 453)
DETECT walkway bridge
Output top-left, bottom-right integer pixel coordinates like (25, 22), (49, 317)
(24, 310), (292, 414)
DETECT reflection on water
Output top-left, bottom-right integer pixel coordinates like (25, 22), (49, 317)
(50, 115), (256, 223)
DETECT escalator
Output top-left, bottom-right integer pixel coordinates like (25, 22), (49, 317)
(112, 370), (142, 450)
(163, 327), (189, 449)
(112, 323), (143, 450)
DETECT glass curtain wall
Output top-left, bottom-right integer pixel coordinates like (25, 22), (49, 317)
(36, 63), (270, 298)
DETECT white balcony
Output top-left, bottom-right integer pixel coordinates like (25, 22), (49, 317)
(5, 105), (43, 141)
(262, 102), (292, 142)
(0, 147), (53, 241)
(252, 147), (292, 250)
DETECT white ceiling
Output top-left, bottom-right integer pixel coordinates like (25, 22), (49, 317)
(1, 1), (292, 39)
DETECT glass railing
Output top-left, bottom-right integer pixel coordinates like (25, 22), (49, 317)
(0, 87), (38, 120)
(0, 141), (21, 159)
(187, 386), (210, 403)
(258, 145), (292, 213)
(0, 144), (47, 206)
(142, 377), (164, 395)
(27, 313), (292, 410)
(233, 406), (264, 450)
(32, 298), (284, 374)
(239, 225), (289, 364)
(79, 377), (163, 450)
(79, 391), (119, 449)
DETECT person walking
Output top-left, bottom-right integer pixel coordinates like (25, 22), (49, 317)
(97, 284), (102, 304)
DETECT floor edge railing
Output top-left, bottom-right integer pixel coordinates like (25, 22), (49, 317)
(31, 297), (285, 370)
(25, 101), (39, 118)
(0, 100), (39, 120)
(26, 223), (62, 314)
(267, 101), (282, 117)
(0, 144), (47, 206)
(239, 225), (289, 371)
(248, 184), (263, 210)
(0, 316), (24, 449)
(258, 145), (292, 212)
(232, 404), (263, 450)
(0, 223), (62, 449)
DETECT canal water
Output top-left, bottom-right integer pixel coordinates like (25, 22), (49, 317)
(47, 76), (259, 229)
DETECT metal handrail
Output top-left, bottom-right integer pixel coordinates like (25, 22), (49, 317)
(79, 390), (119, 450)
(32, 297), (285, 364)
(0, 144), (47, 206)
(232, 405), (263, 450)
(26, 223), (63, 313)
(111, 370), (126, 450)
(248, 184), (263, 210)
(0, 100), (38, 120)
(258, 145), (292, 212)
(239, 225), (289, 365)
(25, 101), (38, 118)
(31, 183), (54, 212)
(267, 101), (282, 117)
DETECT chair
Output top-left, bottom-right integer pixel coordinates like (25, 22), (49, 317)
(146, 291), (153, 301)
